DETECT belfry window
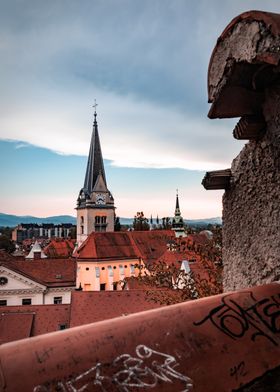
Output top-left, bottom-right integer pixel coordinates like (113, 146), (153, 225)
(80, 216), (84, 224)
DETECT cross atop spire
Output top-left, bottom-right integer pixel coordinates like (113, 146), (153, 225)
(92, 100), (98, 123)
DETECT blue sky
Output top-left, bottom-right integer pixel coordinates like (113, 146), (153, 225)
(0, 0), (279, 218)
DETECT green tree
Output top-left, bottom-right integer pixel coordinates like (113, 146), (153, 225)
(0, 235), (15, 253)
(133, 212), (150, 231)
(162, 217), (171, 229)
(114, 216), (121, 231)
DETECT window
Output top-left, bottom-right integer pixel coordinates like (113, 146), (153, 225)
(100, 283), (106, 291)
(101, 267), (105, 270)
(101, 216), (107, 224)
(0, 300), (7, 306)
(56, 274), (62, 279)
(119, 265), (124, 275)
(130, 264), (135, 274)
(53, 296), (62, 304)
(86, 267), (89, 271)
(113, 282), (118, 291)
(81, 225), (84, 234)
(59, 324), (67, 330)
(95, 216), (101, 224)
(108, 266), (113, 277)
(95, 267), (100, 278)
(22, 298), (32, 305)
(80, 216), (84, 224)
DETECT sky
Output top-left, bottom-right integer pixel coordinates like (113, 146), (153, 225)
(0, 0), (279, 219)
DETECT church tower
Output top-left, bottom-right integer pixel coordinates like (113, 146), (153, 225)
(172, 191), (186, 237)
(76, 105), (115, 246)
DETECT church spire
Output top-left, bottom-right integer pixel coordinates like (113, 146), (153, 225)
(172, 190), (186, 237)
(83, 102), (107, 196)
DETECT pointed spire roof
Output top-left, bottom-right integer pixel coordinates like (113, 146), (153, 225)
(175, 189), (181, 215)
(26, 241), (47, 259)
(83, 108), (107, 196)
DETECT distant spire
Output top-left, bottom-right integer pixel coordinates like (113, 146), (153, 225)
(83, 102), (107, 195)
(175, 189), (180, 213)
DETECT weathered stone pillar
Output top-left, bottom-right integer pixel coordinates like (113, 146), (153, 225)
(203, 11), (280, 291)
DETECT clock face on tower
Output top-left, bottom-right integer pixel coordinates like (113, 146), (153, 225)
(96, 193), (105, 205)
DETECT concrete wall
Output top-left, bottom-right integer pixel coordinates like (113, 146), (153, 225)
(223, 85), (280, 291)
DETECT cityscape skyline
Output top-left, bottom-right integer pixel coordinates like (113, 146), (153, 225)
(1, 1), (279, 218)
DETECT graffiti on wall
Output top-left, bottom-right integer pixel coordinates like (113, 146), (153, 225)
(193, 291), (280, 346)
(33, 345), (193, 392)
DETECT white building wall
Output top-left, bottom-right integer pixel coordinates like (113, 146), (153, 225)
(44, 290), (72, 305)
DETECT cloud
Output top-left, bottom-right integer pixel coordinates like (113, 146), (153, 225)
(0, 0), (278, 172)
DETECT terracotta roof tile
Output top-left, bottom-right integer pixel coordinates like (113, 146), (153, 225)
(0, 312), (33, 344)
(0, 305), (70, 344)
(69, 290), (167, 327)
(0, 259), (76, 287)
(75, 230), (175, 263)
(76, 232), (142, 259)
(44, 239), (75, 258)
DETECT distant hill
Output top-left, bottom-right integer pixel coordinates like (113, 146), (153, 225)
(0, 213), (222, 228)
(0, 213), (76, 227)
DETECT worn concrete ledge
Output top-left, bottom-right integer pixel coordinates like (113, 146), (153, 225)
(208, 10), (280, 119)
(0, 283), (279, 391)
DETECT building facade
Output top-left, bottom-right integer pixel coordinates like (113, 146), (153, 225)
(12, 223), (75, 243)
(0, 259), (76, 306)
(76, 109), (115, 246)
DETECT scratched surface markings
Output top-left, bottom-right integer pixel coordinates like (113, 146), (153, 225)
(193, 292), (280, 346)
(33, 345), (193, 392)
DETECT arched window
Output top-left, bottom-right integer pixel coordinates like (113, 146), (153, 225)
(95, 216), (101, 224)
(80, 216), (84, 224)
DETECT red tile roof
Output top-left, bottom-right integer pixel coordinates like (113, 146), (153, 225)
(75, 232), (142, 260)
(44, 239), (75, 258)
(0, 312), (33, 344)
(75, 230), (175, 263)
(130, 230), (175, 264)
(0, 258), (76, 287)
(0, 305), (70, 344)
(69, 290), (167, 327)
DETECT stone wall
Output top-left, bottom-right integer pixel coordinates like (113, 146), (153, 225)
(223, 85), (280, 291)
